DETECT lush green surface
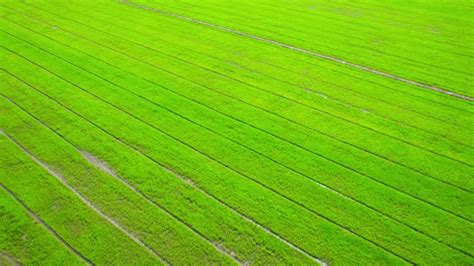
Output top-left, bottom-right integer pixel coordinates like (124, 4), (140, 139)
(0, 0), (473, 265)
(0, 181), (83, 265)
(128, 0), (474, 96)
(0, 131), (160, 265)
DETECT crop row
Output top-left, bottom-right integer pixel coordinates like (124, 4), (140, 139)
(44, 0), (474, 146)
(116, 0), (474, 95)
(0, 181), (84, 265)
(1, 3), (472, 200)
(15, 0), (474, 168)
(0, 26), (472, 263)
(2, 9), (472, 246)
(0, 132), (163, 264)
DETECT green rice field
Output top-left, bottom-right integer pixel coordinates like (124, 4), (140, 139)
(0, 0), (473, 265)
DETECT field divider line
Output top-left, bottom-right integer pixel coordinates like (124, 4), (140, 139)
(1, 78), (408, 264)
(67, 1), (474, 118)
(0, 129), (170, 265)
(21, 3), (474, 168)
(72, 16), (474, 167)
(263, 43), (474, 114)
(0, 69), (242, 265)
(3, 33), (471, 257)
(2, 6), (472, 192)
(0, 61), (419, 263)
(57, 4), (474, 142)
(4, 21), (473, 223)
(211, 0), (474, 61)
(64, 0), (469, 117)
(279, 50), (474, 115)
(120, 0), (474, 102)
(5, 23), (473, 227)
(158, 166), (326, 266)
(253, 2), (474, 54)
(78, 150), (244, 266)
(0, 181), (93, 265)
(3, 23), (472, 223)
(1, 4), (470, 262)
(1, 40), (457, 261)
(0, 73), (326, 265)
(140, 0), (473, 80)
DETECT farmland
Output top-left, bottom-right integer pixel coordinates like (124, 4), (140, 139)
(0, 0), (473, 264)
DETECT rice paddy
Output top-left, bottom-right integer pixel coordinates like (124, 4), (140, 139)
(1, 0), (473, 265)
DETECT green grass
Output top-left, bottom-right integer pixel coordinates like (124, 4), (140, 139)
(0, 0), (473, 265)
(124, 0), (474, 96)
(0, 132), (161, 265)
(0, 183), (83, 265)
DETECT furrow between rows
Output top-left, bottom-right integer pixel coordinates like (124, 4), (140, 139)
(0, 181), (93, 265)
(22, 2), (473, 167)
(120, 0), (474, 101)
(1, 42), (470, 260)
(0, 60), (412, 264)
(3, 7), (469, 195)
(0, 130), (170, 265)
(60, 2), (474, 143)
(1, 25), (472, 256)
(1, 72), (325, 264)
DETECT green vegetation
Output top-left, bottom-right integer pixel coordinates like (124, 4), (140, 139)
(0, 183), (83, 265)
(125, 0), (474, 96)
(1, 0), (472, 264)
(0, 132), (160, 265)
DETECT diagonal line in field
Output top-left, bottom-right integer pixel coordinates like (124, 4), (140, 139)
(8, 19), (474, 199)
(2, 15), (473, 223)
(3, 24), (469, 226)
(251, 2), (474, 54)
(0, 182), (93, 265)
(158, 166), (327, 266)
(61, 1), (474, 117)
(0, 58), (416, 263)
(2, 4), (472, 192)
(2, 14), (471, 230)
(78, 150), (244, 265)
(1, 27), (471, 258)
(50, 3), (474, 141)
(0, 129), (170, 265)
(16, 2), (473, 167)
(3, 36), (471, 258)
(0, 252), (21, 266)
(0, 92), (241, 264)
(119, 0), (474, 102)
(1, 2), (470, 258)
(0, 76), (326, 265)
(136, 0), (472, 78)
(0, 1), (470, 264)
